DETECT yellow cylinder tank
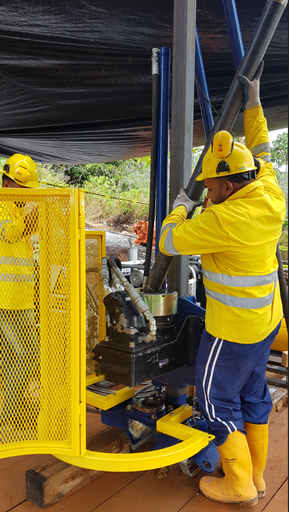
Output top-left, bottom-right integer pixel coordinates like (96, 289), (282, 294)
(271, 318), (288, 352)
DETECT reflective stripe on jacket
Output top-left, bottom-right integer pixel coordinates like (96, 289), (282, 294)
(0, 201), (34, 309)
(159, 106), (286, 343)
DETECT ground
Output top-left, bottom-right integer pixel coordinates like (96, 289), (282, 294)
(85, 219), (148, 261)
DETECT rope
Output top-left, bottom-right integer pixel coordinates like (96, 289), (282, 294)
(38, 180), (149, 205)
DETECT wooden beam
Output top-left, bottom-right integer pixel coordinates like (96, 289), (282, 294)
(282, 351), (288, 368)
(26, 427), (130, 509)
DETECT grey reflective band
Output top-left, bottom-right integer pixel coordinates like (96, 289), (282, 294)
(160, 222), (177, 237)
(0, 273), (34, 283)
(163, 225), (181, 256)
(250, 142), (271, 160)
(205, 287), (274, 309)
(0, 256), (34, 267)
(203, 268), (278, 288)
(261, 154), (270, 162)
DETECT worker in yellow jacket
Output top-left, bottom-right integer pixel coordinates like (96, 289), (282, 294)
(0, 154), (39, 437)
(159, 67), (286, 506)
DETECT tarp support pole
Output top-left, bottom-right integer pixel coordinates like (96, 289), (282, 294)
(167, 0), (197, 297)
(222, 0), (245, 69)
(155, 48), (171, 265)
(195, 27), (214, 139)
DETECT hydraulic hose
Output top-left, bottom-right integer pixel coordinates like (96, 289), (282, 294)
(109, 256), (157, 342)
(143, 48), (160, 286)
(144, 0), (288, 293)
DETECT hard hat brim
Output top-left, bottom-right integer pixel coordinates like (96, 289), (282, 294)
(196, 171), (205, 181)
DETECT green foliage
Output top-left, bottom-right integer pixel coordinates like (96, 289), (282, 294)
(38, 163), (68, 188)
(39, 158), (151, 226)
(270, 132), (288, 205)
(0, 157), (7, 184)
(279, 228), (288, 262)
(41, 158), (151, 190)
(41, 164), (98, 187)
(271, 133), (288, 169)
(84, 169), (150, 226)
(192, 146), (204, 169)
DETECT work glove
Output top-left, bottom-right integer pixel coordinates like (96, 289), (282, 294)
(238, 61), (264, 110)
(172, 188), (197, 214)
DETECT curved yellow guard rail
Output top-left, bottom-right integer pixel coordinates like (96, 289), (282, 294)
(54, 405), (214, 472)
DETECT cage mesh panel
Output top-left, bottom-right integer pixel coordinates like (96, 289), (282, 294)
(0, 193), (73, 449)
(85, 237), (102, 376)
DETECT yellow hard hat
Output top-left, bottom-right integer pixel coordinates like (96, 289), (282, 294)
(196, 131), (257, 181)
(2, 154), (39, 188)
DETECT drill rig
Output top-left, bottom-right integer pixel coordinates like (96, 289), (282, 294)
(88, 0), (288, 476)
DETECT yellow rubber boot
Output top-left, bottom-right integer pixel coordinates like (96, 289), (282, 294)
(199, 430), (258, 506)
(244, 421), (268, 498)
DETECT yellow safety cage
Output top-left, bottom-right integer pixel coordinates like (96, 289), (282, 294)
(0, 187), (213, 470)
(0, 188), (85, 458)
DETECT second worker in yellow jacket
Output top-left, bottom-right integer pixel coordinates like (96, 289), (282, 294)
(0, 154), (39, 438)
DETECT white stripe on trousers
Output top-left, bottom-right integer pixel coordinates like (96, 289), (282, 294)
(202, 336), (238, 435)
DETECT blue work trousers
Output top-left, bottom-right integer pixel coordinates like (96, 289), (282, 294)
(195, 322), (281, 446)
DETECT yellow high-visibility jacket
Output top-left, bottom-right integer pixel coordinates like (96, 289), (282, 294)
(0, 200), (34, 310)
(159, 106), (286, 343)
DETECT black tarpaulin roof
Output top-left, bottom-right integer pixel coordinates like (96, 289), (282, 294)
(0, 0), (287, 163)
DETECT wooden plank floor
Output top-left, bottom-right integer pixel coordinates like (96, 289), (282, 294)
(0, 403), (287, 512)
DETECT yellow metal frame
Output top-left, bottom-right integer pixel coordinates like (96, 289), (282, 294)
(55, 405), (214, 472)
(86, 386), (135, 410)
(85, 230), (106, 389)
(86, 374), (105, 387)
(85, 230), (106, 349)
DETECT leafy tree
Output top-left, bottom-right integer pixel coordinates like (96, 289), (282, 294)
(192, 146), (204, 169)
(271, 132), (288, 169)
(42, 164), (98, 187)
(270, 132), (288, 216)
(41, 158), (151, 190)
(270, 132), (288, 189)
(0, 157), (7, 182)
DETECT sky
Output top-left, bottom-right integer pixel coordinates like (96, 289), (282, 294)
(269, 128), (288, 144)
